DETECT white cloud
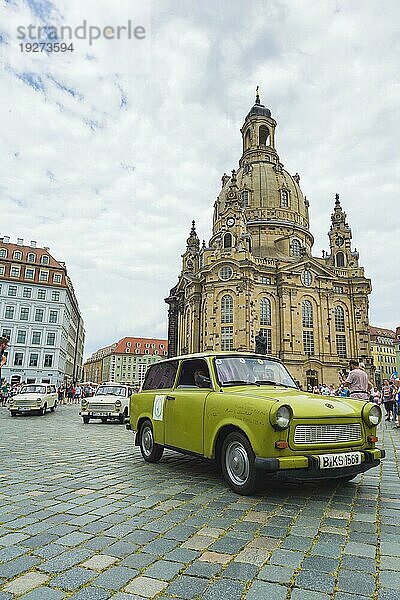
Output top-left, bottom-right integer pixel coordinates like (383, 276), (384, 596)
(0, 0), (399, 356)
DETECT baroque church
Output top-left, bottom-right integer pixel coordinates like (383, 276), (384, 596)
(165, 91), (372, 389)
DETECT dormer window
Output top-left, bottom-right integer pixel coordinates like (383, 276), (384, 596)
(0, 249), (7, 258)
(27, 253), (36, 263)
(291, 239), (301, 257)
(281, 189), (289, 208)
(13, 251), (22, 260)
(41, 255), (49, 265)
(241, 190), (249, 208)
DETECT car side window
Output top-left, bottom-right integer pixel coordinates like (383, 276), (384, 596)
(176, 359), (212, 388)
(142, 361), (178, 390)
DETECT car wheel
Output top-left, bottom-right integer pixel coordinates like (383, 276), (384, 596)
(118, 410), (127, 424)
(83, 416), (90, 424)
(41, 404), (47, 416)
(10, 412), (16, 417)
(50, 404), (56, 412)
(221, 431), (258, 495)
(101, 417), (107, 423)
(139, 419), (164, 463)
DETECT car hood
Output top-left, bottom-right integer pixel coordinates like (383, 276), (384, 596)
(89, 395), (122, 402)
(15, 393), (43, 400)
(226, 386), (364, 418)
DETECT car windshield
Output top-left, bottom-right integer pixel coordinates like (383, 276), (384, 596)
(20, 385), (46, 394)
(95, 386), (127, 397)
(214, 356), (298, 389)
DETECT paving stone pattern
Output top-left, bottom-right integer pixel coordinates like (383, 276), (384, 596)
(0, 406), (399, 599)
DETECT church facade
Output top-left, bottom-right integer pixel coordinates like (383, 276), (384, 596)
(165, 93), (372, 389)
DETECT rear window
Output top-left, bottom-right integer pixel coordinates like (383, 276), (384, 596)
(142, 361), (178, 390)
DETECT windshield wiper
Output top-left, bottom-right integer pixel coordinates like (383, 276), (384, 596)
(254, 380), (296, 388)
(222, 380), (260, 387)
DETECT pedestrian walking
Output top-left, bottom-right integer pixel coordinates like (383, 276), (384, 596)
(381, 379), (394, 421)
(340, 359), (370, 401)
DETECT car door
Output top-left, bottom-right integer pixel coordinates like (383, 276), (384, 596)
(164, 358), (212, 455)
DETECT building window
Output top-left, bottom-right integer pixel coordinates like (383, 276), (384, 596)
(334, 306), (345, 332)
(44, 354), (53, 368)
(53, 273), (62, 284)
(14, 352), (24, 366)
(333, 286), (343, 294)
(260, 298), (271, 326)
(221, 326), (234, 351)
(34, 309), (44, 322)
(219, 266), (233, 281)
(29, 354), (39, 367)
(125, 348), (130, 353)
(49, 310), (58, 323)
(241, 190), (249, 208)
(223, 232), (233, 249)
(25, 268), (35, 279)
(0, 266), (4, 276)
(37, 289), (46, 300)
(301, 270), (313, 287)
(291, 239), (301, 257)
(23, 287), (32, 298)
(221, 294), (233, 323)
(2, 328), (11, 340)
(10, 266), (20, 277)
(16, 330), (26, 344)
(5, 306), (15, 319)
(259, 276), (271, 284)
(47, 332), (56, 346)
(336, 334), (347, 358)
(13, 251), (22, 260)
(302, 300), (313, 328)
(41, 255), (49, 265)
(27, 253), (36, 263)
(160, 344), (164, 349)
(51, 291), (60, 301)
(336, 252), (345, 267)
(8, 285), (17, 297)
(259, 328), (272, 354)
(281, 189), (289, 208)
(127, 341), (131, 347)
(39, 270), (49, 282)
(259, 125), (269, 145)
(0, 248), (7, 258)
(20, 307), (29, 320)
(303, 331), (315, 355)
(32, 331), (41, 345)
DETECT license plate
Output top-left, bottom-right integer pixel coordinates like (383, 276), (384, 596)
(19, 408), (31, 412)
(94, 412), (108, 416)
(318, 452), (362, 469)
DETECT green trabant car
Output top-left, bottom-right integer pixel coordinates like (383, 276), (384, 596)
(128, 353), (384, 495)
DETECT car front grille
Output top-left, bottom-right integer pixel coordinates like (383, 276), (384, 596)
(14, 399), (36, 407)
(88, 403), (115, 412)
(294, 423), (362, 445)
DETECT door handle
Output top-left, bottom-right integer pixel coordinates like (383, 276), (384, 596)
(165, 395), (175, 401)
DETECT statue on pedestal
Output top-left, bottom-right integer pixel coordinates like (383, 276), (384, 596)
(255, 330), (267, 355)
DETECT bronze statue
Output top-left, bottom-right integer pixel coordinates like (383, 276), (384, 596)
(255, 330), (267, 354)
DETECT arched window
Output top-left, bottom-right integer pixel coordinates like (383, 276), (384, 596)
(241, 190), (249, 208)
(281, 189), (289, 207)
(302, 300), (313, 328)
(259, 125), (269, 146)
(0, 248), (7, 258)
(223, 233), (232, 249)
(260, 298), (271, 326)
(221, 295), (233, 323)
(41, 255), (49, 265)
(335, 306), (345, 332)
(291, 239), (301, 257)
(244, 129), (251, 150)
(13, 251), (22, 260)
(336, 252), (345, 267)
(27, 253), (36, 263)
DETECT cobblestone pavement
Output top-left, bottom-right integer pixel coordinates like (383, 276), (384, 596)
(0, 406), (399, 600)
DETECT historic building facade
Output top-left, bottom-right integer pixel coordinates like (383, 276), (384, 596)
(83, 337), (168, 387)
(0, 236), (85, 385)
(370, 326), (397, 389)
(166, 92), (372, 389)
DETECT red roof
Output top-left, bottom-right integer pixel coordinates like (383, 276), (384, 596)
(113, 337), (168, 354)
(369, 326), (395, 338)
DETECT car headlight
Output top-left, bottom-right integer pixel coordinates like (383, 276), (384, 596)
(115, 400), (122, 409)
(36, 398), (42, 405)
(81, 399), (88, 408)
(271, 404), (292, 430)
(363, 404), (382, 427)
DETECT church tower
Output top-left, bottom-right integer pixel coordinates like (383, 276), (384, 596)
(166, 91), (372, 388)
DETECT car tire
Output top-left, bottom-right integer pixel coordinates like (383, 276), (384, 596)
(139, 419), (164, 463)
(118, 410), (127, 424)
(221, 431), (258, 495)
(83, 416), (90, 424)
(41, 404), (47, 416)
(101, 417), (107, 423)
(10, 411), (16, 417)
(50, 404), (56, 412)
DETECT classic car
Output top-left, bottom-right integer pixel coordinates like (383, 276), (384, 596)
(9, 384), (57, 416)
(80, 383), (132, 424)
(128, 352), (384, 495)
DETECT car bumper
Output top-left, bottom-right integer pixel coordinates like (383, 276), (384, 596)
(10, 406), (40, 412)
(255, 448), (385, 481)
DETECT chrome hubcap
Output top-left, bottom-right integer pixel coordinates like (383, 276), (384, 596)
(142, 426), (153, 456)
(225, 441), (250, 485)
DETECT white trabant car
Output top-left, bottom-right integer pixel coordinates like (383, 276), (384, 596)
(80, 383), (132, 424)
(9, 384), (57, 416)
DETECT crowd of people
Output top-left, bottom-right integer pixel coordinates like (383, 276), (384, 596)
(0, 380), (96, 406)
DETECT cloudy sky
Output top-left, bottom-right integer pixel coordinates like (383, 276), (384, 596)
(1, 0), (399, 357)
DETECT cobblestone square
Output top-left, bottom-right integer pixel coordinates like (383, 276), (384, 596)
(0, 406), (399, 599)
